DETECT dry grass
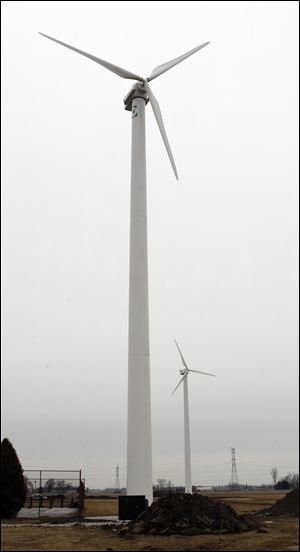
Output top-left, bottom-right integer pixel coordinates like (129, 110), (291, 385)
(84, 499), (117, 517)
(1, 518), (298, 551)
(205, 490), (287, 514)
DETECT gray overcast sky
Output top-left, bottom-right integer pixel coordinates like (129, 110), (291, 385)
(1, 1), (299, 489)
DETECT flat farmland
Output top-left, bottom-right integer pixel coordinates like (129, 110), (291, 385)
(84, 490), (287, 516)
(1, 491), (298, 551)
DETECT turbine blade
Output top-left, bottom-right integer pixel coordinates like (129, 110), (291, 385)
(188, 369), (216, 377)
(144, 81), (178, 180)
(171, 371), (188, 396)
(174, 339), (189, 369)
(39, 33), (144, 81)
(147, 42), (210, 82)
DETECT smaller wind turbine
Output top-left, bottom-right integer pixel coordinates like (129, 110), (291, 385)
(172, 339), (216, 494)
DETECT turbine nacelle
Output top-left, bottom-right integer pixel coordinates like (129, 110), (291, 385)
(172, 339), (216, 395)
(124, 81), (149, 111)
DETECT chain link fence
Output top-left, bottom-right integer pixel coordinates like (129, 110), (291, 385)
(22, 470), (84, 519)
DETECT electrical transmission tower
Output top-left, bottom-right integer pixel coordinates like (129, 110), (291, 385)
(230, 448), (239, 489)
(114, 465), (120, 490)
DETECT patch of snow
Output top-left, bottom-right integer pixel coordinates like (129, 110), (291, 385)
(17, 507), (78, 518)
(85, 516), (118, 521)
(1, 522), (79, 528)
(2, 520), (125, 528)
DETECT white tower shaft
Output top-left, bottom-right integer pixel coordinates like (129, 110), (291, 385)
(38, 32), (210, 509)
(127, 97), (153, 504)
(183, 375), (192, 494)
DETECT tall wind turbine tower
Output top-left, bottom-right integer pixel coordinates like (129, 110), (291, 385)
(172, 340), (215, 494)
(39, 33), (209, 504)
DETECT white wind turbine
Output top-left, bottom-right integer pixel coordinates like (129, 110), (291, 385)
(39, 32), (210, 504)
(172, 340), (216, 494)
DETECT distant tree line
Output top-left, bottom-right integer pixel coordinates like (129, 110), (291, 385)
(274, 473), (299, 490)
(24, 477), (79, 494)
(270, 467), (298, 490)
(42, 479), (79, 492)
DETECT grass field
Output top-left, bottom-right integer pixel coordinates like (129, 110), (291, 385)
(1, 491), (299, 551)
(84, 498), (118, 516)
(84, 490), (286, 516)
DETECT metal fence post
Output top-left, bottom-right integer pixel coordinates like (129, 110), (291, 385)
(78, 476), (85, 520)
(38, 470), (42, 518)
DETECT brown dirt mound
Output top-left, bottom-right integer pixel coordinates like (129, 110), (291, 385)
(265, 489), (299, 517)
(119, 493), (260, 536)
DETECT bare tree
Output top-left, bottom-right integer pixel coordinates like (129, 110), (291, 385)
(24, 475), (34, 494)
(156, 478), (168, 489)
(56, 479), (66, 491)
(44, 479), (55, 492)
(286, 473), (299, 489)
(271, 466), (279, 487)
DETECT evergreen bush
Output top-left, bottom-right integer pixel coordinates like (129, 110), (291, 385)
(1, 438), (27, 518)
